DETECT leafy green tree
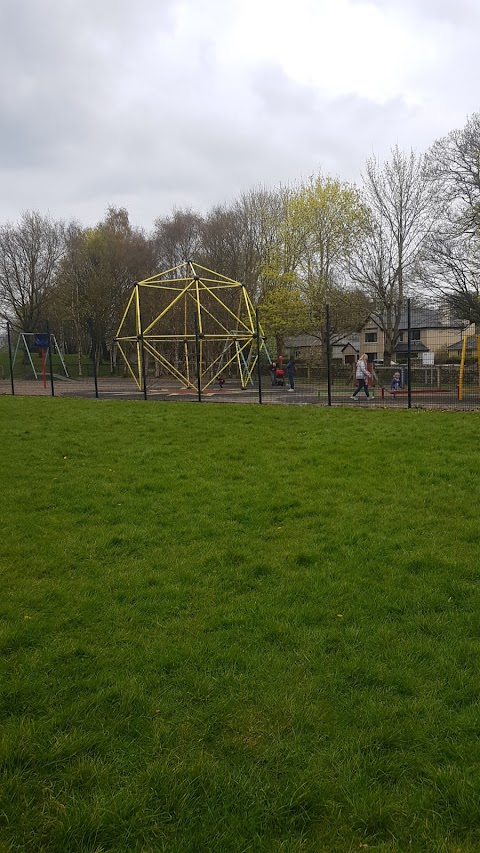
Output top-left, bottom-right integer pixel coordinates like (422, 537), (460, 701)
(292, 175), (368, 339)
(259, 284), (308, 355)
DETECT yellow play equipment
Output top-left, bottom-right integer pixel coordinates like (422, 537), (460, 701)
(458, 332), (480, 400)
(115, 261), (268, 392)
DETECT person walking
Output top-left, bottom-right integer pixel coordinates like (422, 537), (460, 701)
(286, 356), (295, 391)
(269, 361), (277, 386)
(351, 354), (372, 400)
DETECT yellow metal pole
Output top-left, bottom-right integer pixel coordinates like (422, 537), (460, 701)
(194, 278), (203, 334)
(134, 285), (143, 386)
(477, 335), (480, 397)
(193, 277), (203, 380)
(184, 291), (190, 383)
(116, 342), (141, 389)
(116, 287), (136, 337)
(185, 340), (190, 383)
(139, 282), (188, 290)
(193, 263), (239, 284)
(237, 289), (244, 339)
(138, 261), (188, 284)
(244, 290), (257, 333)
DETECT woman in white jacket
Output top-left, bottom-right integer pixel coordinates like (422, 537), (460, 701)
(351, 354), (372, 400)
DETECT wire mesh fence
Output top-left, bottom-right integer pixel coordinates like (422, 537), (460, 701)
(1, 300), (479, 410)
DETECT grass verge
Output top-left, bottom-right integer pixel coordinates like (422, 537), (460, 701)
(1, 397), (480, 852)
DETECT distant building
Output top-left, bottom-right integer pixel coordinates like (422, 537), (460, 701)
(284, 332), (359, 365)
(447, 335), (479, 359)
(283, 333), (322, 361)
(358, 307), (472, 362)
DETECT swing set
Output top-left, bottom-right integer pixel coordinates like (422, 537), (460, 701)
(10, 330), (69, 385)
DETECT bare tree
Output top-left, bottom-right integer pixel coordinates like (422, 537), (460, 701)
(152, 209), (203, 270)
(0, 211), (65, 332)
(428, 112), (480, 234)
(198, 204), (250, 283)
(235, 185), (302, 302)
(350, 147), (438, 364)
(421, 230), (480, 329)
(56, 207), (155, 369)
(421, 114), (480, 327)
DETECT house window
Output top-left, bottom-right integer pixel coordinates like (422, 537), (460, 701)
(365, 332), (377, 343)
(367, 353), (377, 362)
(398, 333), (404, 342)
(411, 330), (421, 341)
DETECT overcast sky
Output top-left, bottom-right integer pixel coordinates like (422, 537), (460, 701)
(1, 0), (479, 230)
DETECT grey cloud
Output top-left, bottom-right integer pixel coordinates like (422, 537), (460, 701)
(0, 0), (178, 166)
(1, 0), (479, 229)
(350, 0), (480, 25)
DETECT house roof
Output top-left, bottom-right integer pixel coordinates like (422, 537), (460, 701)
(284, 334), (322, 348)
(448, 338), (477, 351)
(367, 306), (467, 331)
(394, 342), (429, 353)
(284, 331), (359, 348)
(333, 332), (359, 348)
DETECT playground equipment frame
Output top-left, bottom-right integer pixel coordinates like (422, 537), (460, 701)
(115, 261), (270, 392)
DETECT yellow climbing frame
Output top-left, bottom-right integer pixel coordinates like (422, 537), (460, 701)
(115, 261), (268, 392)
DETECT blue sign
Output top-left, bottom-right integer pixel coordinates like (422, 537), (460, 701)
(35, 334), (49, 349)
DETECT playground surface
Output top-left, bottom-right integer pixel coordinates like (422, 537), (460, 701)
(1, 376), (477, 409)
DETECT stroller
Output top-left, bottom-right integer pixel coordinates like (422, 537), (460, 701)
(275, 367), (285, 386)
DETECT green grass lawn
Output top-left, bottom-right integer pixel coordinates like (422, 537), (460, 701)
(1, 398), (480, 852)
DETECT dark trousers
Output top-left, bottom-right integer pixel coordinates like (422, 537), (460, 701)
(353, 379), (369, 397)
(287, 371), (294, 389)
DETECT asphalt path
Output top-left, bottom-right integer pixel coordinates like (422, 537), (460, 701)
(1, 378), (477, 409)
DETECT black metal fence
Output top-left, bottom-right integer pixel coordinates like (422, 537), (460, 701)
(1, 301), (479, 410)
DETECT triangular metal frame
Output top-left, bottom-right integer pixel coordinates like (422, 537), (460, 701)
(11, 330), (69, 379)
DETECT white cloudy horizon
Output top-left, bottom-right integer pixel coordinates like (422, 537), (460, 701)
(0, 0), (479, 230)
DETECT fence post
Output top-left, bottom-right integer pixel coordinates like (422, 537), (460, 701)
(137, 286), (148, 401)
(194, 313), (202, 403)
(92, 347), (99, 399)
(7, 321), (15, 395)
(46, 321), (55, 397)
(326, 303), (332, 406)
(255, 307), (263, 405)
(407, 298), (412, 409)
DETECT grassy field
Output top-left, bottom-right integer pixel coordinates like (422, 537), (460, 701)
(1, 397), (480, 852)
